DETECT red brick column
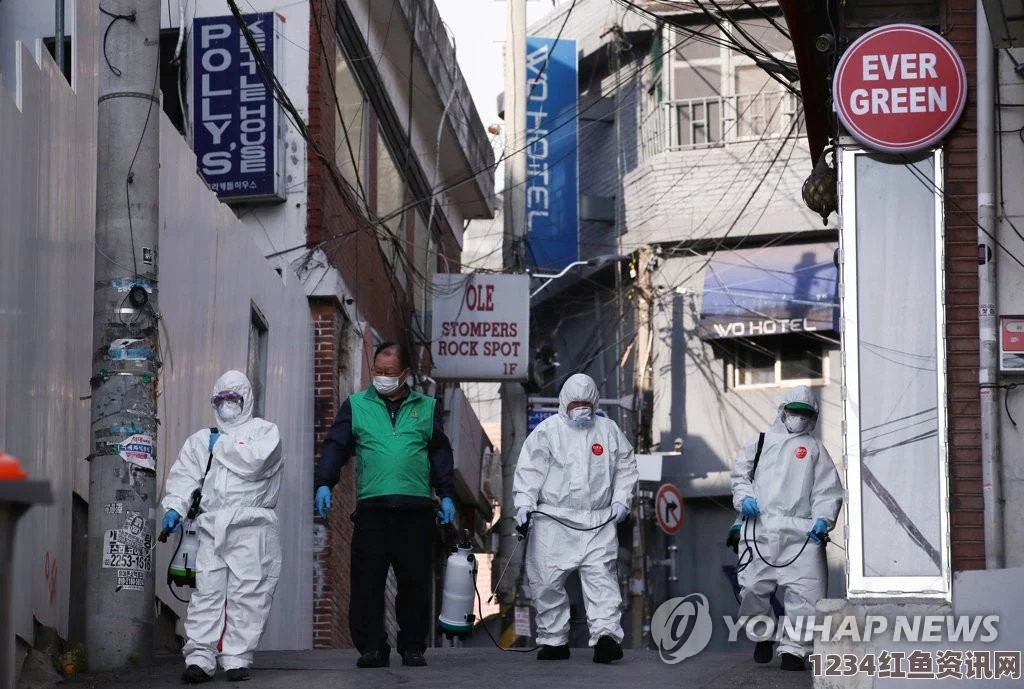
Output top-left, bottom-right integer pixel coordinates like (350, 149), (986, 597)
(311, 300), (356, 648)
(944, 0), (984, 571)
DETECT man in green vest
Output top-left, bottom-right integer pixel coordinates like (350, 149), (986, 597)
(314, 341), (456, 669)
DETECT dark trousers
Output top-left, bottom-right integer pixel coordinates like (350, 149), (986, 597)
(349, 507), (434, 654)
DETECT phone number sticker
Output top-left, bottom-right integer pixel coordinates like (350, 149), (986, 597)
(102, 530), (152, 572)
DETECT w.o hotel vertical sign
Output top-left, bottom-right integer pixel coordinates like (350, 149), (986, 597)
(193, 13), (285, 203)
(525, 36), (579, 271)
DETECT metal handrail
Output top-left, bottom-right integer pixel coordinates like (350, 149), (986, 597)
(640, 90), (802, 159)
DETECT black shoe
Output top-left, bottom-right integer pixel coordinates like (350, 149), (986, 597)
(180, 665), (213, 684)
(401, 651), (427, 667)
(537, 644), (570, 660)
(593, 636), (624, 664)
(780, 653), (806, 671)
(356, 645), (391, 668)
(754, 640), (774, 664)
(225, 668), (251, 682)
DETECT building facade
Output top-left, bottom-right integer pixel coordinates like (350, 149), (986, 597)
(1, 0), (495, 662)
(514, 0), (844, 650)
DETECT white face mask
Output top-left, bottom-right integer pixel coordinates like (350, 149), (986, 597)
(567, 406), (594, 428)
(216, 402), (242, 423)
(373, 375), (403, 396)
(784, 413), (811, 434)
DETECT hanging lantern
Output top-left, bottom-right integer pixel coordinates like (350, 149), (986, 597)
(802, 147), (838, 226)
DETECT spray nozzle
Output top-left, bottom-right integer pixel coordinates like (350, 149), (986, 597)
(515, 514), (530, 540)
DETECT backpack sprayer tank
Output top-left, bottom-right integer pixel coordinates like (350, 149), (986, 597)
(437, 529), (477, 639)
(157, 429), (219, 590)
(165, 522), (200, 587)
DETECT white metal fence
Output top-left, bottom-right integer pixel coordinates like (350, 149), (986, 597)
(640, 90), (803, 159)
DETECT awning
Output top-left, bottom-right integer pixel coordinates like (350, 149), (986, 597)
(699, 242), (839, 339)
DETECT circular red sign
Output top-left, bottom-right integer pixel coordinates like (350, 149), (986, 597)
(655, 483), (684, 535)
(833, 24), (967, 153)
(591, 443), (604, 456)
(795, 446), (808, 460)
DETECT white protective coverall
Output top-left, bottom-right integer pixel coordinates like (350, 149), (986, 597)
(730, 385), (843, 659)
(513, 374), (639, 646)
(162, 370), (283, 673)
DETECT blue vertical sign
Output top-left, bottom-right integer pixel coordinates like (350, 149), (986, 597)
(193, 13), (283, 203)
(525, 37), (579, 271)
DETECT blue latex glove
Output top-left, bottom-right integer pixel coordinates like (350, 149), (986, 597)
(740, 496), (761, 519)
(162, 509), (182, 534)
(315, 486), (332, 519)
(437, 497), (456, 525)
(807, 518), (829, 545)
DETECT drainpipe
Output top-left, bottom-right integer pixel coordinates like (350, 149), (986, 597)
(977, 2), (1004, 570)
(54, 0), (64, 78)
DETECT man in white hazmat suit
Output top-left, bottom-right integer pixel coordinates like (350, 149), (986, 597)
(730, 385), (843, 672)
(513, 373), (639, 663)
(161, 370), (283, 683)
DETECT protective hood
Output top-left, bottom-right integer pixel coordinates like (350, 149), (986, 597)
(770, 385), (820, 435)
(558, 373), (600, 421)
(211, 369), (255, 429)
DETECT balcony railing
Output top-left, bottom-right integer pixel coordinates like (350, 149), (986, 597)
(640, 90), (804, 159)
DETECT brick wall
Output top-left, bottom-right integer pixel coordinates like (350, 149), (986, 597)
(943, 0), (984, 571)
(310, 300), (357, 648)
(306, 0), (405, 341)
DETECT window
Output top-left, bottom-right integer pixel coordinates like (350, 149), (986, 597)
(43, 36), (72, 83)
(248, 303), (269, 417)
(334, 45), (369, 195)
(841, 148), (949, 598)
(158, 29), (189, 135)
(45, 29), (185, 127)
(729, 340), (825, 389)
(375, 126), (407, 290)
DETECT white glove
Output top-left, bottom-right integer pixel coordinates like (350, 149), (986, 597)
(515, 506), (531, 527)
(611, 502), (629, 524)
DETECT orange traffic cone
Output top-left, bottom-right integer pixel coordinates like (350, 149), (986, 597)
(0, 452), (27, 480)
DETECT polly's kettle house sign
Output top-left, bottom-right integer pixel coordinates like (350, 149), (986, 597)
(833, 24), (967, 153)
(193, 13), (285, 203)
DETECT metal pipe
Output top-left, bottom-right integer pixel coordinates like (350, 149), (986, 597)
(977, 3), (1005, 570)
(54, 0), (64, 78)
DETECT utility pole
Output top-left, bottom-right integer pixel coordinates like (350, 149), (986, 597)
(634, 245), (654, 454)
(497, 0), (528, 620)
(86, 0), (162, 670)
(629, 244), (654, 648)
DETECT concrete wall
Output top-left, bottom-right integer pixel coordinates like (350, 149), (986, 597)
(994, 48), (1024, 568)
(155, 113), (315, 651)
(0, 0), (98, 643)
(623, 137), (826, 249)
(0, 0), (315, 651)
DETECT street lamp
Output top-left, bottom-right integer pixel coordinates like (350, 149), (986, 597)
(527, 253), (630, 299)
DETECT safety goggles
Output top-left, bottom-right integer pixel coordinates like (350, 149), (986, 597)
(210, 391), (244, 407)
